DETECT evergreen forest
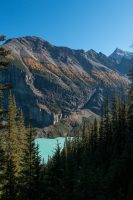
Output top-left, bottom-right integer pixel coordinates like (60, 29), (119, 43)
(0, 35), (133, 200)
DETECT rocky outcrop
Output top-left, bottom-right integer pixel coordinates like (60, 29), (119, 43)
(0, 65), (53, 127)
(53, 113), (62, 125)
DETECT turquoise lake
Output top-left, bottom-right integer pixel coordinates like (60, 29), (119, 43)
(35, 137), (66, 163)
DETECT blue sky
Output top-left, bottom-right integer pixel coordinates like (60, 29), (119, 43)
(0, 0), (133, 55)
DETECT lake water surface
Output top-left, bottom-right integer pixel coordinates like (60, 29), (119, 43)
(35, 137), (66, 163)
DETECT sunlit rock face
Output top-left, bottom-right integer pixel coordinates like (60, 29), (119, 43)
(1, 36), (129, 127)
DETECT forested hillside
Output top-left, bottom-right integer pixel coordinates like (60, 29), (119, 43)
(0, 35), (133, 200)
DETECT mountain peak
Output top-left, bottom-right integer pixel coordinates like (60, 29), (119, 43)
(114, 48), (125, 54)
(87, 49), (97, 54)
(5, 36), (54, 49)
(110, 48), (133, 63)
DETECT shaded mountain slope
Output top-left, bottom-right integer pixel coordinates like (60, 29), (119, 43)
(1, 36), (129, 127)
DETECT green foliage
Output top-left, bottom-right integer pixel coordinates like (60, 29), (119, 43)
(21, 120), (41, 200)
(42, 70), (133, 200)
(0, 136), (5, 199)
(0, 93), (41, 200)
(0, 64), (132, 200)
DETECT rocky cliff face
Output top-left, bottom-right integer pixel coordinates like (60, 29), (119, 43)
(1, 36), (129, 128)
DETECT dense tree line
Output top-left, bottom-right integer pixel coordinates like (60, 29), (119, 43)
(0, 93), (41, 200)
(42, 67), (133, 200)
(0, 35), (133, 200)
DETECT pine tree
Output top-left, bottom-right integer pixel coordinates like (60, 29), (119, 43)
(112, 91), (119, 131)
(0, 35), (11, 134)
(17, 110), (27, 175)
(104, 94), (111, 137)
(92, 118), (98, 152)
(21, 119), (41, 200)
(0, 35), (10, 69)
(0, 35), (11, 91)
(127, 67), (133, 136)
(99, 106), (104, 145)
(0, 135), (5, 199)
(4, 151), (15, 200)
(14, 110), (27, 199)
(118, 99), (128, 155)
(3, 93), (18, 200)
(8, 93), (19, 175)
(0, 35), (13, 200)
(0, 90), (5, 197)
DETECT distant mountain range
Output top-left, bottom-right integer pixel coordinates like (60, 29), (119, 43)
(0, 36), (131, 129)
